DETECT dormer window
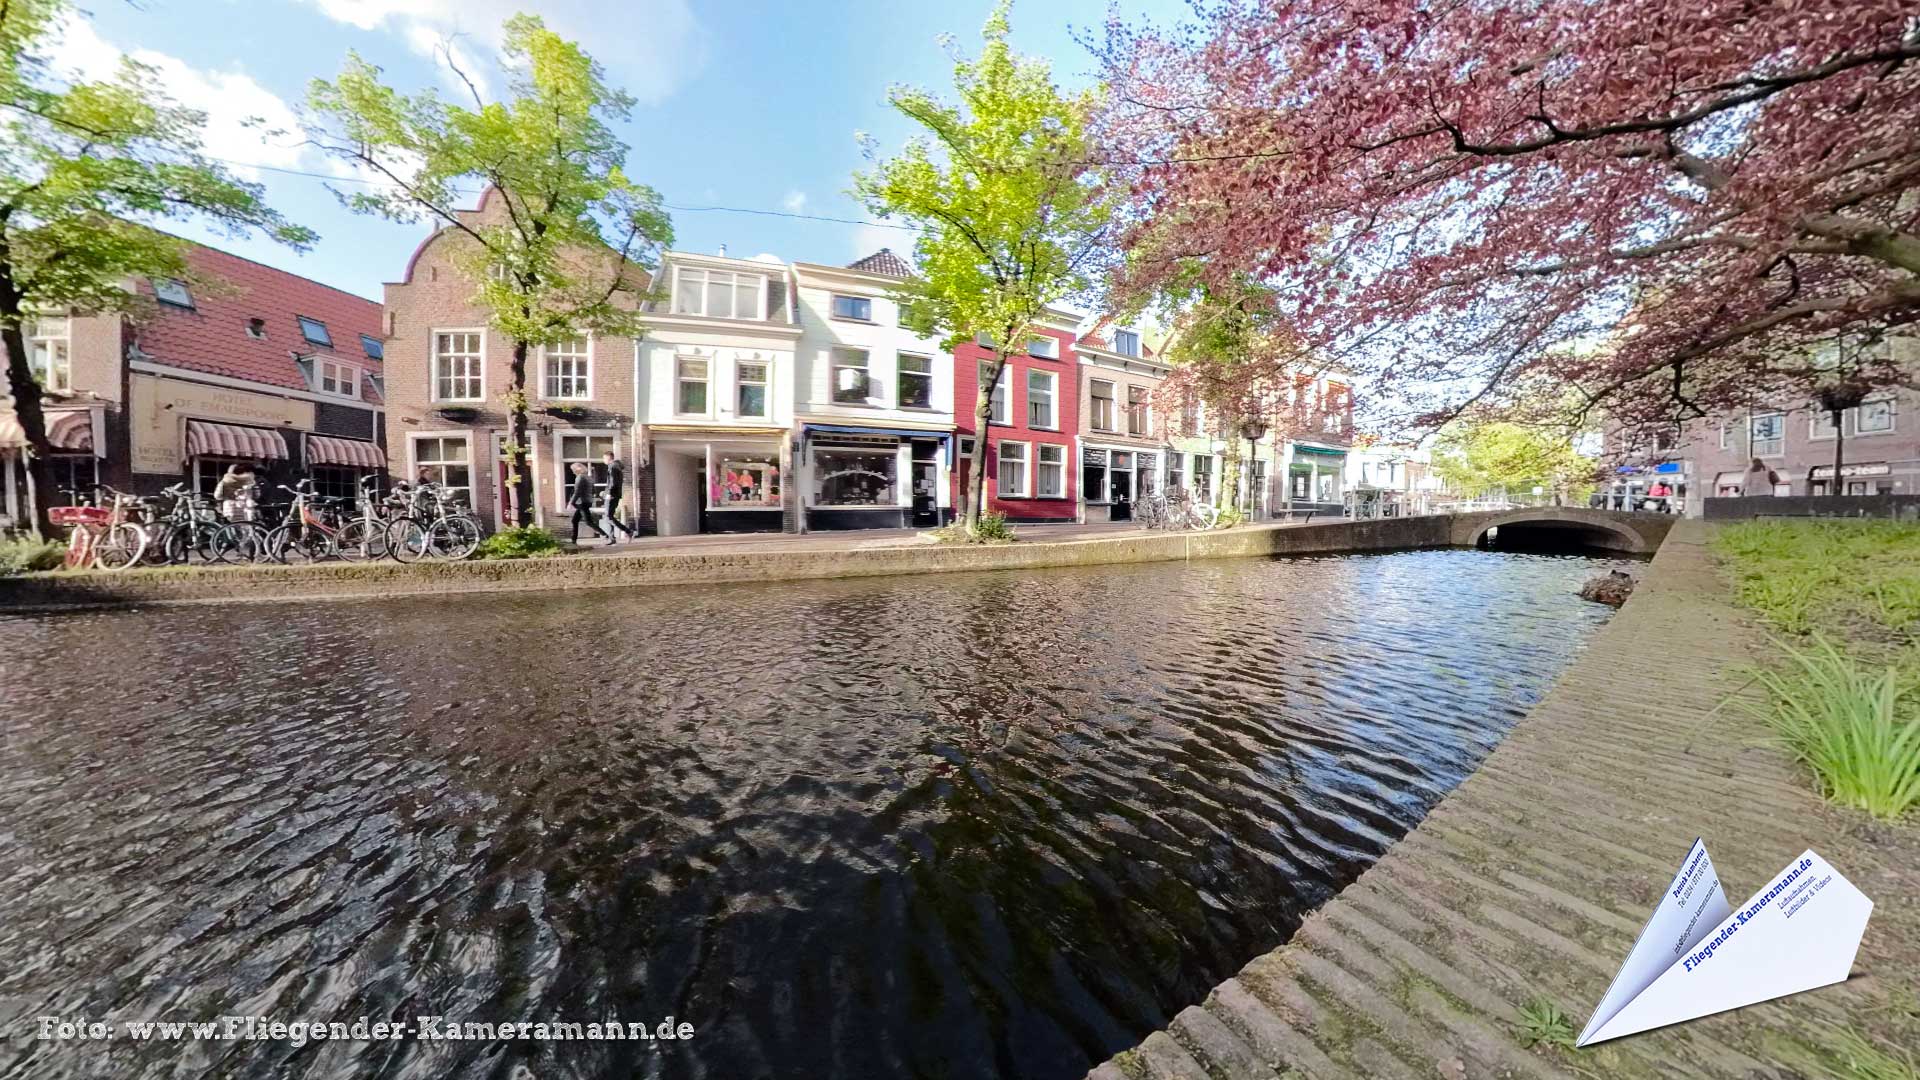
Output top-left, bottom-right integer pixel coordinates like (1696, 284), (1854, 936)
(152, 278), (193, 308)
(298, 316), (332, 347)
(671, 267), (763, 320)
(317, 358), (359, 399)
(246, 317), (267, 339)
(1114, 330), (1140, 357)
(360, 334), (384, 360)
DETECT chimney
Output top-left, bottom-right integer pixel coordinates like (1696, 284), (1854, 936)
(717, 243), (728, 257)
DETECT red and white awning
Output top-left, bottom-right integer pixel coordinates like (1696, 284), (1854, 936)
(46, 410), (95, 454)
(307, 435), (386, 469)
(185, 419), (289, 461)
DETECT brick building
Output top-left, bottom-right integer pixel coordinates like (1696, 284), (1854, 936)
(952, 312), (1081, 523)
(1073, 320), (1170, 522)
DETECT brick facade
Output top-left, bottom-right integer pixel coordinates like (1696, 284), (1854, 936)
(952, 319), (1080, 522)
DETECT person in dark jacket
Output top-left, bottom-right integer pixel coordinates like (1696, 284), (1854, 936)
(601, 450), (636, 540)
(568, 462), (610, 545)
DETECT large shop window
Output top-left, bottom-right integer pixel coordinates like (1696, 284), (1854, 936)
(898, 354), (933, 409)
(1027, 370), (1057, 429)
(1166, 452), (1185, 494)
(311, 466), (361, 503)
(1136, 452), (1158, 495)
(814, 446), (897, 506)
(1090, 379), (1116, 432)
(997, 441), (1028, 497)
(1192, 454), (1214, 503)
(832, 348), (871, 404)
(737, 360), (769, 418)
(48, 455), (97, 501)
(414, 435), (473, 507)
(543, 336), (591, 399)
(29, 316), (71, 392)
(433, 331), (483, 401)
(672, 267), (763, 320)
(676, 356), (709, 414)
(1289, 464), (1312, 501)
(1083, 448), (1108, 502)
(1108, 451), (1134, 504)
(980, 361), (1009, 424)
(1036, 444), (1065, 498)
(714, 458), (781, 507)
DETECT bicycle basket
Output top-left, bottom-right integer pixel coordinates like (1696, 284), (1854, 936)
(49, 505), (112, 526)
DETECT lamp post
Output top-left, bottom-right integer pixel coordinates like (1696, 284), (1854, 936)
(1240, 420), (1268, 516)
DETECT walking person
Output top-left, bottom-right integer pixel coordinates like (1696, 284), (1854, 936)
(568, 462), (610, 545)
(600, 450), (636, 541)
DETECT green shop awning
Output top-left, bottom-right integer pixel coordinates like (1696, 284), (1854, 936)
(1292, 444), (1348, 457)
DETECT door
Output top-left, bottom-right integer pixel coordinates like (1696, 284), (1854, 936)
(911, 460), (939, 527)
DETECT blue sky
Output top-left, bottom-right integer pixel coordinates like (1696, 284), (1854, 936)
(53, 0), (1185, 301)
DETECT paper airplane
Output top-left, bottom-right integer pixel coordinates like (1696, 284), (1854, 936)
(1577, 840), (1873, 1046)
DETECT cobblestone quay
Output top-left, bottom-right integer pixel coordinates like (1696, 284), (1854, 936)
(1090, 520), (1920, 1080)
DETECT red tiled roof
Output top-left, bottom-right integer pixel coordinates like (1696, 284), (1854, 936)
(1077, 317), (1154, 358)
(132, 243), (384, 404)
(847, 248), (912, 278)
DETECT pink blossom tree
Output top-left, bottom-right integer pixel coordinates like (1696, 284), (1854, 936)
(1096, 1), (1920, 468)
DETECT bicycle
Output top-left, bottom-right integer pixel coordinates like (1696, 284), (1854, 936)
(50, 485), (148, 570)
(333, 474), (394, 560)
(266, 480), (341, 563)
(387, 482), (482, 562)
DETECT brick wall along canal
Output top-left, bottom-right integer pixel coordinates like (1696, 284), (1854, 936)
(0, 548), (1636, 1080)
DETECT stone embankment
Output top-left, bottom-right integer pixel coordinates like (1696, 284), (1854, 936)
(1088, 519), (1918, 1080)
(0, 509), (1670, 610)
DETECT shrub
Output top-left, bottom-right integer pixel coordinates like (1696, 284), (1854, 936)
(0, 536), (67, 575)
(474, 525), (564, 560)
(929, 511), (1018, 545)
(1740, 637), (1920, 821)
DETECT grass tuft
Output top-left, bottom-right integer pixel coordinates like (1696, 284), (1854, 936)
(1514, 997), (1577, 1051)
(1739, 638), (1920, 820)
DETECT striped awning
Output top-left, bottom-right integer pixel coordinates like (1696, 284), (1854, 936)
(0, 410), (23, 450)
(46, 410), (95, 454)
(307, 435), (386, 469)
(185, 419), (289, 461)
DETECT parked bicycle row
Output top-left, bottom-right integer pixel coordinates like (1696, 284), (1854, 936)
(1132, 487), (1229, 531)
(53, 471), (483, 572)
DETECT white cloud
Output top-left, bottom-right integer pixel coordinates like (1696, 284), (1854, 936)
(303, 0), (708, 106)
(849, 221), (910, 263)
(781, 190), (808, 214)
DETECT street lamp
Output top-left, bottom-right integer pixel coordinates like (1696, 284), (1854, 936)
(1240, 420), (1268, 515)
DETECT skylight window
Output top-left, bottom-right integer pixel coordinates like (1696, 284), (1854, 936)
(152, 278), (193, 308)
(360, 334), (384, 360)
(297, 316), (332, 347)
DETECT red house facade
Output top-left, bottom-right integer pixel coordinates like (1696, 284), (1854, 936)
(952, 314), (1080, 523)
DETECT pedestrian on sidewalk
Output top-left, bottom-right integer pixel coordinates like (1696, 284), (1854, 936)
(568, 462), (610, 545)
(601, 450), (636, 541)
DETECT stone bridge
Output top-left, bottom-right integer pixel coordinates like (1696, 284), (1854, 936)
(1446, 506), (1676, 554)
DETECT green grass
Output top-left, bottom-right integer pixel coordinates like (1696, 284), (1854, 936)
(1716, 520), (1920, 820)
(474, 525), (564, 560)
(1514, 997), (1577, 1051)
(0, 535), (66, 575)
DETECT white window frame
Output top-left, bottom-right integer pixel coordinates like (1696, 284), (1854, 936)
(317, 358), (360, 399)
(671, 266), (765, 321)
(996, 439), (1029, 498)
(408, 432), (475, 508)
(736, 358), (770, 419)
(674, 354), (712, 417)
(981, 361), (1009, 425)
(1856, 397), (1896, 435)
(1126, 384), (1150, 437)
(831, 347), (872, 405)
(27, 315), (71, 393)
(1719, 419), (1736, 450)
(829, 294), (873, 321)
(897, 353), (934, 410)
(430, 328), (485, 403)
(1089, 378), (1117, 432)
(1027, 369), (1058, 430)
(540, 335), (593, 400)
(550, 429), (617, 512)
(1036, 443), (1066, 498)
(1028, 336), (1059, 359)
(1750, 412), (1786, 457)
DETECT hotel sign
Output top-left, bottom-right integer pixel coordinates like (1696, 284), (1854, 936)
(129, 374), (312, 474)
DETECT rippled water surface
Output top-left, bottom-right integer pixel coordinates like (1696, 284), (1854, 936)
(0, 549), (1633, 1080)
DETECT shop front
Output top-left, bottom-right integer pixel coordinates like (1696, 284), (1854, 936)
(648, 425), (791, 536)
(801, 424), (952, 531)
(130, 373), (312, 495)
(1080, 445), (1158, 522)
(305, 433), (387, 502)
(1286, 443), (1348, 516)
(1809, 461), (1897, 497)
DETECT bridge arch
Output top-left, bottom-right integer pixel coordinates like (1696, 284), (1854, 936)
(1448, 508), (1671, 554)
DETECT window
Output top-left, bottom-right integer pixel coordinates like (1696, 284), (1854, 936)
(432, 331), (483, 401)
(997, 440), (1028, 497)
(830, 295), (873, 321)
(714, 458), (781, 507)
(555, 433), (615, 509)
(1192, 454), (1214, 503)
(1114, 329), (1140, 357)
(1109, 450), (1134, 505)
(1136, 452), (1158, 496)
(1083, 447), (1109, 502)
(898, 354), (934, 409)
(676, 356), (710, 414)
(831, 348), (871, 404)
(247, 318), (267, 340)
(312, 466), (360, 503)
(737, 360), (769, 418)
(672, 267), (763, 320)
(542, 336), (591, 399)
(814, 447), (897, 506)
(1858, 399), (1895, 434)
(1027, 369), (1057, 429)
(297, 316), (332, 347)
(27, 316), (71, 392)
(1750, 412), (1785, 456)
(1166, 452), (1185, 493)
(413, 435), (472, 507)
(47, 454), (98, 502)
(1028, 337), (1059, 359)
(1036, 444), (1066, 498)
(1090, 379), (1116, 432)
(317, 359), (359, 399)
(980, 362), (1009, 425)
(1810, 409), (1839, 440)
(1127, 386), (1149, 436)
(151, 278), (193, 308)
(1180, 396), (1199, 436)
(1719, 420), (1736, 449)
(1323, 385), (1349, 433)
(360, 334), (384, 360)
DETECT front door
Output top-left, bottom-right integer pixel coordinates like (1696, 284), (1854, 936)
(911, 460), (939, 527)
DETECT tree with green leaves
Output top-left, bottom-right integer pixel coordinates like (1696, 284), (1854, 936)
(0, 0), (312, 530)
(1432, 420), (1597, 505)
(306, 14), (672, 527)
(853, 1), (1117, 533)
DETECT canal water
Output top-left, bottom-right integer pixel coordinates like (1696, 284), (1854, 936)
(0, 548), (1634, 1080)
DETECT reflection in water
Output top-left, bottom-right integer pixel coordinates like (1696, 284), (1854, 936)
(0, 549), (1632, 1079)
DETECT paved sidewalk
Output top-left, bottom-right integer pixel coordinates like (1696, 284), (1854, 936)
(1091, 519), (1920, 1079)
(570, 521), (1192, 557)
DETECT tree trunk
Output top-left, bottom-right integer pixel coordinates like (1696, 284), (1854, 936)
(964, 349), (1008, 534)
(0, 272), (53, 536)
(1830, 407), (1846, 499)
(509, 338), (534, 528)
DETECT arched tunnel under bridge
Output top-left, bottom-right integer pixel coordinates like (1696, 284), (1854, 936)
(1448, 508), (1676, 554)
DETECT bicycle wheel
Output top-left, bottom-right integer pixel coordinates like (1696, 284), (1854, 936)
(336, 518), (388, 562)
(268, 524), (334, 564)
(144, 523), (179, 565)
(212, 522), (269, 564)
(387, 518), (434, 562)
(93, 523), (148, 571)
(437, 515), (482, 559)
(63, 525), (96, 570)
